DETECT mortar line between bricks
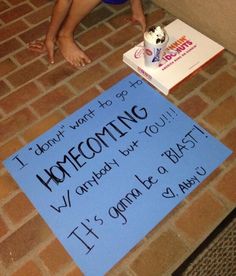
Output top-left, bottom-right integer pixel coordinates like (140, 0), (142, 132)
(0, 38), (25, 63)
(172, 192), (231, 247)
(9, 54), (21, 68)
(218, 120), (236, 138)
(1, 57), (41, 81)
(0, 4), (35, 26)
(228, 67), (236, 77)
(59, 262), (79, 276)
(0, 93), (43, 123)
(210, 185), (235, 212)
(25, 0), (39, 11)
(17, 110), (64, 141)
(126, 267), (136, 276)
(55, 261), (76, 276)
(202, 116), (236, 138)
(0, 207), (35, 244)
(206, 184), (232, 213)
(2, 0), (15, 9)
(4, 233), (55, 276)
(0, 185), (20, 209)
(218, 123), (236, 141)
(34, 255), (51, 276)
(200, 84), (236, 113)
(175, 80), (208, 105)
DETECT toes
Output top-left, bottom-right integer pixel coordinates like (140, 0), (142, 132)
(68, 56), (91, 68)
(83, 55), (91, 64)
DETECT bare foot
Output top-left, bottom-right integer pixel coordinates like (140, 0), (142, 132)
(28, 39), (56, 64)
(58, 35), (91, 67)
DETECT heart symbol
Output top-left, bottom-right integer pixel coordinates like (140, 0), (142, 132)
(162, 187), (176, 198)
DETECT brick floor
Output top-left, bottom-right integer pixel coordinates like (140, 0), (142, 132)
(0, 1), (235, 275)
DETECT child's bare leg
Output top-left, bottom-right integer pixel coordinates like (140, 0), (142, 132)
(28, 0), (73, 64)
(58, 0), (101, 67)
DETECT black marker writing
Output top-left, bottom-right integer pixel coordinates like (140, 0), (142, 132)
(161, 125), (208, 164)
(50, 189), (71, 213)
(36, 105), (148, 192)
(69, 109), (96, 130)
(67, 219), (100, 255)
(12, 155), (28, 170)
(108, 188), (142, 225)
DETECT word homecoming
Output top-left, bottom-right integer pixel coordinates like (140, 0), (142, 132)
(36, 105), (148, 192)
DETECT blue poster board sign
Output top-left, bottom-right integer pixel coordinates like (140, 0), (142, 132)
(4, 74), (232, 275)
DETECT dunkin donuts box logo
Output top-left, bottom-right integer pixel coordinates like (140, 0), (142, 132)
(123, 19), (224, 95)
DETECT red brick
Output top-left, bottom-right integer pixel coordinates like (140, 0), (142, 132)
(146, 9), (166, 27)
(187, 167), (222, 200)
(14, 48), (44, 65)
(39, 239), (72, 273)
(215, 167), (236, 203)
(173, 74), (207, 100)
(179, 95), (208, 118)
(0, 172), (19, 201)
(22, 111), (65, 142)
(63, 87), (100, 114)
(0, 215), (52, 267)
(85, 42), (110, 62)
(203, 96), (236, 131)
(79, 23), (112, 47)
(175, 191), (226, 242)
(0, 80), (10, 96)
(0, 58), (17, 76)
(131, 230), (188, 275)
(19, 21), (49, 44)
(25, 4), (53, 25)
(0, 137), (23, 167)
(7, 60), (48, 88)
(108, 9), (132, 29)
(0, 20), (28, 43)
(7, 0), (22, 5)
(0, 108), (37, 143)
(116, 271), (130, 276)
(12, 261), (42, 276)
(204, 54), (227, 74)
(0, 215), (8, 238)
(81, 6), (113, 28)
(201, 72), (236, 100)
(222, 127), (236, 160)
(3, 192), (35, 224)
(38, 63), (77, 89)
(29, 0), (49, 7)
(106, 25), (140, 48)
(0, 4), (33, 23)
(31, 85), (74, 116)
(66, 267), (83, 276)
(103, 44), (131, 69)
(0, 82), (42, 113)
(0, 38), (23, 59)
(99, 67), (133, 90)
(232, 62), (236, 71)
(70, 63), (108, 91)
(0, 1), (9, 12)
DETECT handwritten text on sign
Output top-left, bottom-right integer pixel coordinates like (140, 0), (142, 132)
(4, 74), (232, 276)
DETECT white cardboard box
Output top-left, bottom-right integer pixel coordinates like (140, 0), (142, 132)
(123, 19), (224, 95)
